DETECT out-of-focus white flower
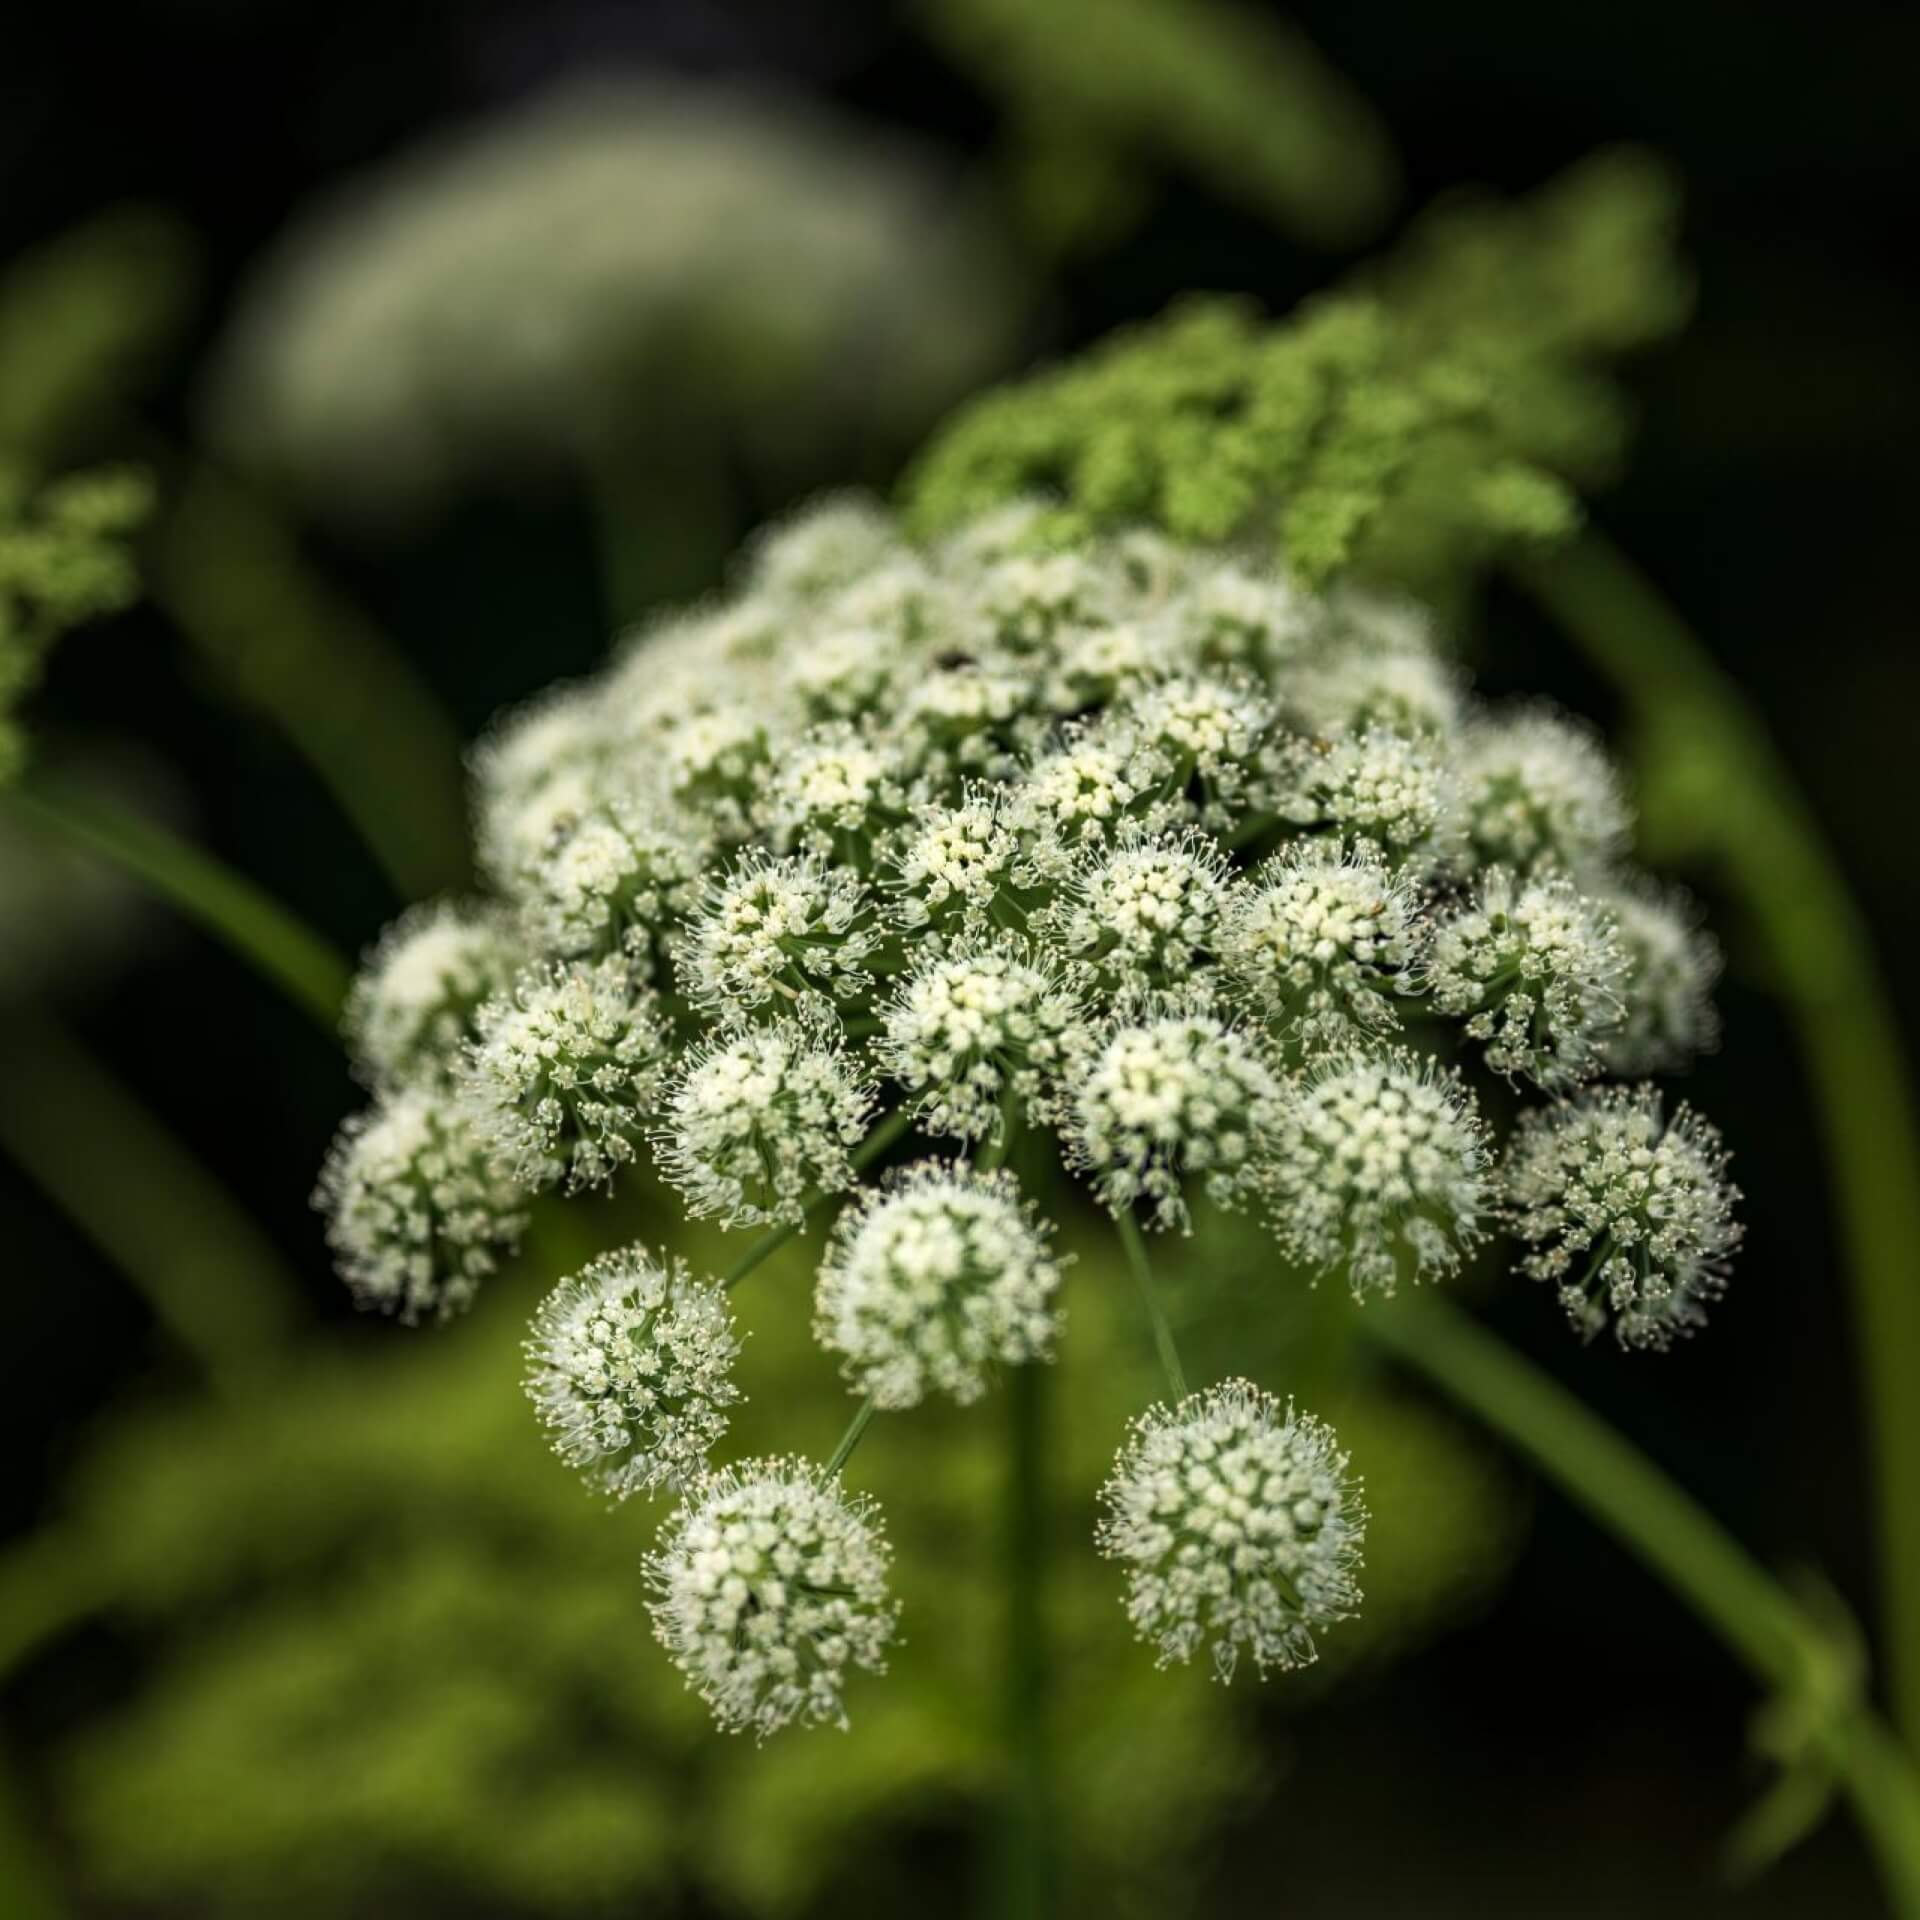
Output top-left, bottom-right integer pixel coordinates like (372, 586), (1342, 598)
(1600, 879), (1723, 1074)
(314, 1087), (527, 1322)
(344, 898), (523, 1090)
(1456, 706), (1630, 874)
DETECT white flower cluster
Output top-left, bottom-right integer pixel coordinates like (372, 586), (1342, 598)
(525, 1246), (742, 1499)
(1097, 1380), (1365, 1680)
(1502, 1087), (1743, 1349)
(206, 80), (1025, 524)
(318, 496), (1744, 1730)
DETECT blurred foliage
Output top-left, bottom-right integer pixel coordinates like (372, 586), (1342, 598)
(0, 467), (152, 785)
(0, 207), (197, 475)
(920, 0), (1398, 256)
(205, 78), (1031, 532)
(51, 1198), (1516, 1916)
(907, 147), (1691, 601)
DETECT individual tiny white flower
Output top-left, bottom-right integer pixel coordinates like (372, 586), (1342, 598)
(524, 1245), (742, 1499)
(517, 798), (703, 973)
(1264, 1046), (1489, 1295)
(757, 723), (912, 863)
(876, 940), (1089, 1141)
(654, 1018), (876, 1228)
(1502, 1086), (1742, 1351)
(1426, 868), (1626, 1089)
(1286, 643), (1463, 740)
(972, 549), (1115, 653)
(814, 1162), (1064, 1408)
(888, 787), (1023, 935)
(464, 957), (669, 1190)
(1282, 726), (1459, 873)
(314, 1086), (528, 1321)
(1600, 880), (1723, 1074)
(1455, 706), (1631, 875)
(680, 850), (882, 1022)
(344, 899), (523, 1090)
(1066, 1010), (1281, 1230)
(1177, 562), (1316, 673)
(647, 1458), (899, 1737)
(1096, 1380), (1364, 1680)
(1222, 840), (1425, 1047)
(746, 493), (901, 603)
(1045, 827), (1238, 995)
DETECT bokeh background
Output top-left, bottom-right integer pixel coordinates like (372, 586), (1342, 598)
(3, 2), (1917, 1913)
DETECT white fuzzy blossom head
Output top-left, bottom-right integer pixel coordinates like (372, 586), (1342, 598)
(1601, 881), (1723, 1074)
(1010, 723), (1149, 873)
(1046, 829), (1237, 996)
(888, 787), (1023, 936)
(747, 495), (902, 604)
(525, 1246), (742, 1499)
(1286, 640), (1463, 741)
(647, 1459), (899, 1737)
(1119, 671), (1275, 829)
(654, 1018), (875, 1228)
(1179, 563), (1315, 674)
(1457, 707), (1630, 875)
(1222, 840), (1425, 1049)
(1067, 1011), (1281, 1231)
(756, 723), (910, 863)
(344, 899), (522, 1090)
(876, 941), (1089, 1142)
(1265, 1048), (1489, 1295)
(516, 798), (703, 974)
(1096, 1380), (1364, 1681)
(1503, 1086), (1742, 1351)
(1283, 726), (1458, 873)
(814, 1163), (1064, 1409)
(1426, 868), (1626, 1089)
(314, 1087), (528, 1321)
(681, 850), (881, 1022)
(463, 958), (668, 1190)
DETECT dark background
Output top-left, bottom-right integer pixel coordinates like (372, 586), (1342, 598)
(4, 1), (1917, 1911)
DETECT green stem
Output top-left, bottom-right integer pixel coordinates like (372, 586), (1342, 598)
(721, 1105), (916, 1289)
(823, 1396), (878, 1478)
(1117, 1211), (1187, 1398)
(997, 1352), (1056, 1920)
(5, 781), (349, 1031)
(0, 1017), (304, 1396)
(1519, 530), (1920, 1746)
(155, 465), (470, 899)
(1361, 1293), (1920, 1913)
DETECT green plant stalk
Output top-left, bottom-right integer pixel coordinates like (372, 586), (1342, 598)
(1518, 529), (1920, 1746)
(971, 1101), (1058, 1919)
(997, 1355), (1057, 1920)
(1362, 1292), (1920, 1913)
(155, 466), (470, 899)
(1116, 1211), (1187, 1398)
(824, 1396), (878, 1478)
(5, 782), (349, 1030)
(0, 1017), (303, 1396)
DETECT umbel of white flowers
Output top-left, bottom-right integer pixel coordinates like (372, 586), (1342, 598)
(315, 494), (1740, 1735)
